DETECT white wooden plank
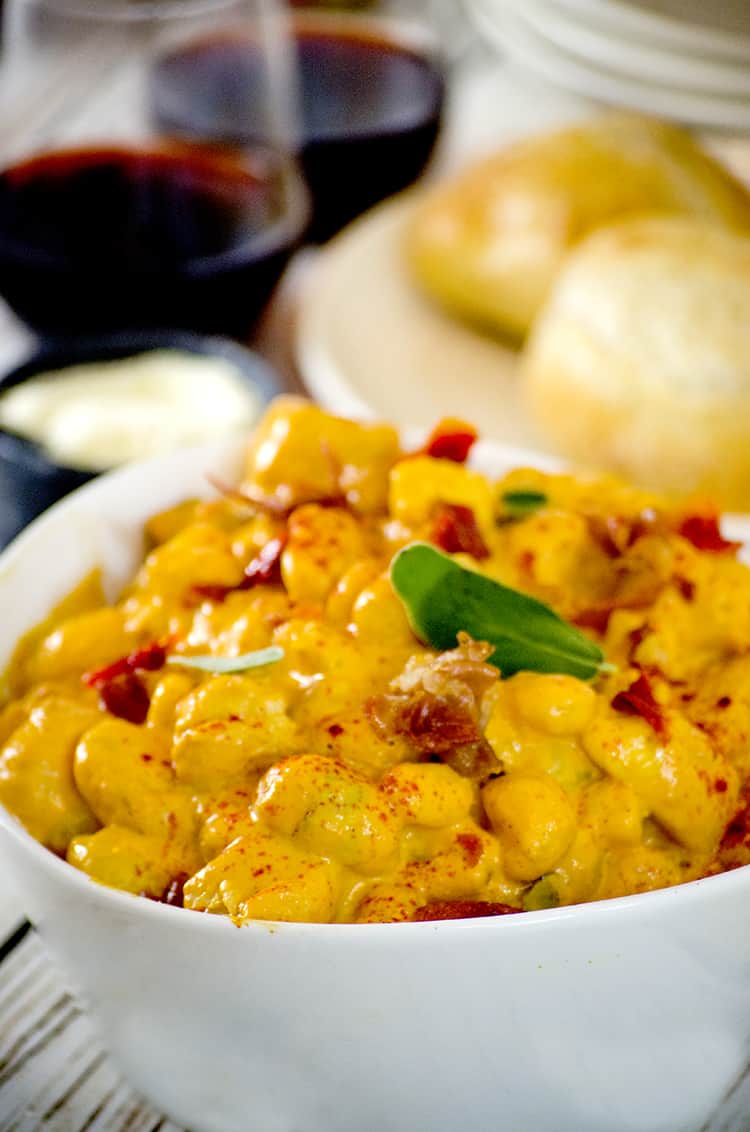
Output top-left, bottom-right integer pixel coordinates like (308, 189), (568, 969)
(0, 929), (182, 1132)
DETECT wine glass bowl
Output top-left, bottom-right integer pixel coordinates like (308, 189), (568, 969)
(152, 0), (446, 243)
(0, 0), (308, 339)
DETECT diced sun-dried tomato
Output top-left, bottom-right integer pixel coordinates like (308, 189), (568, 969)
(677, 514), (740, 554)
(84, 640), (168, 688)
(431, 503), (489, 560)
(424, 420), (478, 463)
(193, 535), (287, 604)
(98, 673), (151, 725)
(611, 672), (666, 738)
(413, 900), (522, 921)
(160, 873), (189, 908)
(573, 607), (613, 634)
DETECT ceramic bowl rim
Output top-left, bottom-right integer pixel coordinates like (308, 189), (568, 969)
(1, 432), (749, 941)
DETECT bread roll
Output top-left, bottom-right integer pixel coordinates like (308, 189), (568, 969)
(521, 216), (750, 508)
(405, 115), (750, 342)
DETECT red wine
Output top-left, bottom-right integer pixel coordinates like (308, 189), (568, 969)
(0, 145), (307, 336)
(152, 24), (445, 243)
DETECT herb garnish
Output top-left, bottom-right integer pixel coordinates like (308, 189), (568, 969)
(391, 544), (611, 681)
(499, 489), (548, 521)
(167, 646), (284, 674)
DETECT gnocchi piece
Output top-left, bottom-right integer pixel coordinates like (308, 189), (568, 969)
(583, 706), (738, 852)
(380, 762), (475, 828)
(184, 829), (342, 923)
(510, 672), (597, 736)
(281, 504), (370, 604)
(172, 674), (299, 787)
(482, 773), (577, 882)
(388, 455), (495, 534)
(242, 396), (399, 514)
(580, 779), (644, 849)
(256, 753), (401, 873)
(26, 608), (133, 685)
(401, 820), (500, 902)
(74, 718), (196, 842)
(0, 698), (100, 852)
(67, 825), (175, 897)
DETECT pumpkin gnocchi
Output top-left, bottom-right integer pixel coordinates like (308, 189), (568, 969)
(1, 398), (749, 924)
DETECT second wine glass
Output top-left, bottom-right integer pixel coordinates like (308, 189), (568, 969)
(152, 0), (447, 243)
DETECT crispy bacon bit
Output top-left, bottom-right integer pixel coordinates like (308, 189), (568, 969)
(715, 778), (728, 794)
(413, 900), (522, 922)
(431, 503), (489, 560)
(160, 873), (189, 908)
(442, 738), (500, 781)
(193, 535), (287, 604)
(84, 640), (168, 688)
(611, 672), (666, 738)
(328, 723), (344, 738)
(424, 420), (478, 463)
(368, 635), (500, 780)
(98, 673), (150, 725)
(677, 514), (740, 554)
(367, 692), (498, 778)
(391, 694), (481, 753)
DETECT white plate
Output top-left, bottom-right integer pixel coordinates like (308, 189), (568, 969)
(468, 0), (750, 130)
(513, 0), (750, 97)
(546, 0), (750, 63)
(295, 192), (545, 450)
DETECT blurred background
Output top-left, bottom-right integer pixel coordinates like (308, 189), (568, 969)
(0, 0), (749, 548)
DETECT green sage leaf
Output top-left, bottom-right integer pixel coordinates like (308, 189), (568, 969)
(499, 489), (548, 521)
(167, 646), (284, 674)
(390, 543), (609, 681)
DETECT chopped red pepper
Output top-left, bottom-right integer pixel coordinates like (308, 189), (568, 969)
(160, 873), (189, 908)
(414, 900), (522, 921)
(98, 673), (151, 725)
(84, 640), (168, 688)
(611, 672), (666, 738)
(677, 514), (740, 554)
(424, 420), (478, 463)
(395, 693), (482, 753)
(573, 607), (613, 634)
(193, 535), (287, 604)
(431, 503), (489, 560)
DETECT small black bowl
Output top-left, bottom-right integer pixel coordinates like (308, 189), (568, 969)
(0, 329), (284, 549)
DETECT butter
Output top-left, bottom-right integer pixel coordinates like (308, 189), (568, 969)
(0, 350), (263, 470)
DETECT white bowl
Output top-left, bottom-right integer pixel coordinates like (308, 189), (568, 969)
(467, 0), (750, 130)
(2, 440), (750, 1132)
(537, 0), (750, 64)
(515, 0), (750, 97)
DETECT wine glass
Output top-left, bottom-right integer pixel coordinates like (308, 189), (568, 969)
(151, 0), (447, 242)
(0, 0), (308, 339)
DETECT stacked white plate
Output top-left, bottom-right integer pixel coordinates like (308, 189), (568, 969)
(465, 0), (750, 130)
